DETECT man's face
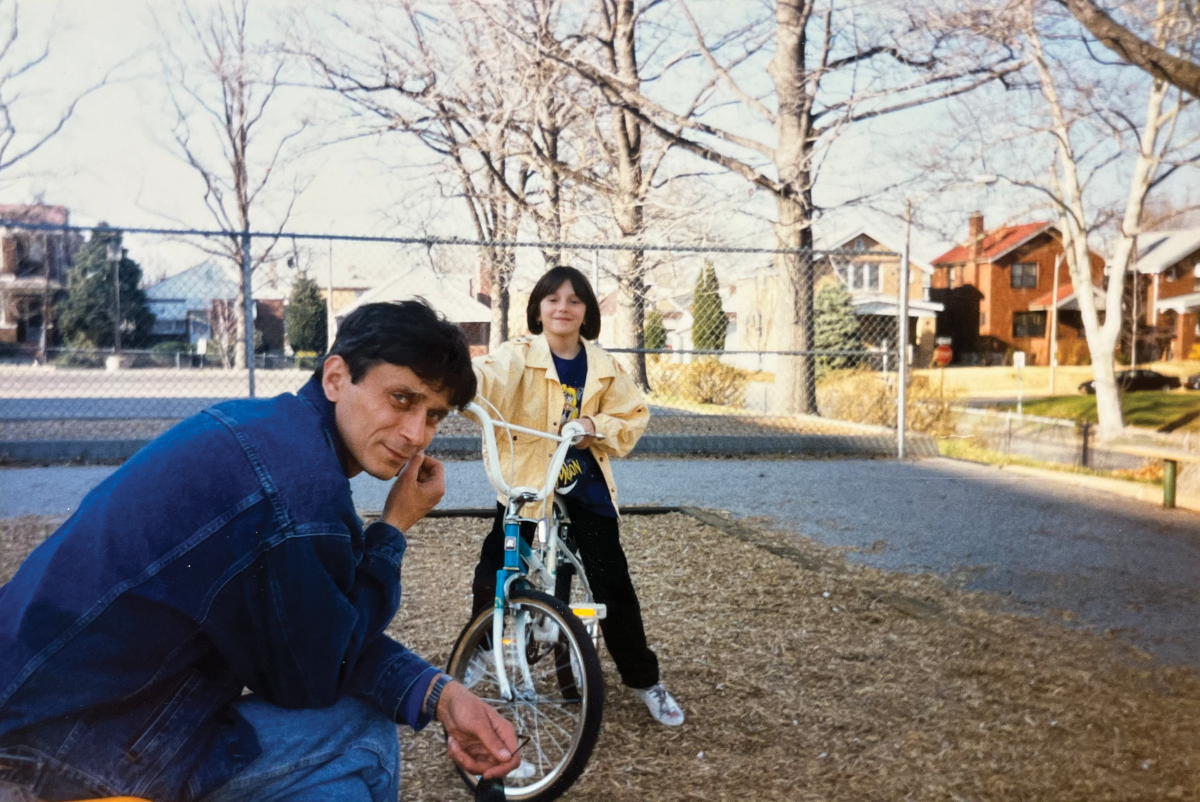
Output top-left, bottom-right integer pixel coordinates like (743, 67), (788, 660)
(322, 356), (453, 479)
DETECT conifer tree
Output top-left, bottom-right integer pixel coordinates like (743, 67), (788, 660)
(644, 307), (667, 350)
(814, 280), (862, 379)
(286, 273), (328, 353)
(56, 227), (154, 349)
(692, 261), (727, 351)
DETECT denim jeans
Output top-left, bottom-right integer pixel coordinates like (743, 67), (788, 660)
(199, 695), (400, 802)
(0, 695), (400, 802)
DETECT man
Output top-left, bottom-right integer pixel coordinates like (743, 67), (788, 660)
(0, 301), (520, 802)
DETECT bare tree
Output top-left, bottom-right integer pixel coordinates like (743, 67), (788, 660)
(304, 0), (578, 348)
(161, 0), (308, 369)
(0, 2), (109, 178)
(1059, 0), (1199, 98)
(1020, 0), (1198, 438)
(523, 0), (1025, 413)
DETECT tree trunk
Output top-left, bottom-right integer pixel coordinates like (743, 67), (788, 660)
(610, 0), (648, 388)
(234, 279), (248, 370)
(768, 0), (817, 414)
(774, 196), (817, 413)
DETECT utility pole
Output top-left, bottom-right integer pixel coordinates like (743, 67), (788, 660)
(242, 230), (255, 398)
(897, 202), (912, 459)
(107, 238), (122, 354)
(1049, 253), (1062, 394)
(327, 240), (336, 351)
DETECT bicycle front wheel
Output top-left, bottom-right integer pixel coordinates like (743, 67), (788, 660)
(446, 588), (604, 802)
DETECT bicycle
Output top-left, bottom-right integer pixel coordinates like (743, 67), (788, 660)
(445, 400), (607, 802)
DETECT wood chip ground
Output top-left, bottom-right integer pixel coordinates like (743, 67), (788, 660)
(2, 512), (1198, 801)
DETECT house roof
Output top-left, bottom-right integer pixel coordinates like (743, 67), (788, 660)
(816, 225), (936, 275)
(1135, 229), (1200, 275)
(1029, 284), (1107, 311)
(850, 293), (943, 318)
(932, 221), (1054, 266)
(0, 204), (69, 227)
(338, 267), (491, 323)
(144, 261), (291, 318)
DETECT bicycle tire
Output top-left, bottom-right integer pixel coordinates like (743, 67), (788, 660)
(446, 588), (604, 802)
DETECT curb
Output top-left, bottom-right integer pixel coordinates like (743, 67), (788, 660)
(960, 460), (1200, 514)
(1, 431), (938, 464)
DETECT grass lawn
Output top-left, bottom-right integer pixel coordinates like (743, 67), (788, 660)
(1002, 391), (1200, 431)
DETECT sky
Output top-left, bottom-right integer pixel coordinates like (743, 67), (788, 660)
(4, 0), (1195, 291)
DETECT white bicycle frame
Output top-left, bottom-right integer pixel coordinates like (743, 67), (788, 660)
(463, 401), (606, 701)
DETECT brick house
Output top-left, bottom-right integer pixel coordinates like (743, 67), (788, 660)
(815, 228), (943, 367)
(930, 213), (1105, 365)
(1136, 229), (1200, 361)
(0, 204), (81, 348)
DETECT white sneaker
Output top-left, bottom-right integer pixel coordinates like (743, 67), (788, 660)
(633, 683), (684, 726)
(464, 648), (492, 690)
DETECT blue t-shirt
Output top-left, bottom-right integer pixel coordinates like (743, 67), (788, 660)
(551, 348), (617, 518)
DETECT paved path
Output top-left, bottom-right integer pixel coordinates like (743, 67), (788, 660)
(3, 457), (1199, 663)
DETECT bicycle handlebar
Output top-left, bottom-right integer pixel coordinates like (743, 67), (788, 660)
(463, 401), (603, 505)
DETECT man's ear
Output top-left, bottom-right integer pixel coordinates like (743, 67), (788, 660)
(322, 355), (349, 402)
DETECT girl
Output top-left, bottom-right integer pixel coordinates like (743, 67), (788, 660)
(470, 265), (683, 726)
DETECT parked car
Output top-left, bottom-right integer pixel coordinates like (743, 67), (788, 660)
(1079, 369), (1181, 394)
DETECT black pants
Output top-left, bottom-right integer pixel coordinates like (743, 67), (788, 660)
(471, 502), (660, 689)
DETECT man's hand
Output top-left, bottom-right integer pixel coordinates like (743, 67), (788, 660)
(382, 453), (445, 532)
(573, 416), (598, 451)
(437, 681), (522, 780)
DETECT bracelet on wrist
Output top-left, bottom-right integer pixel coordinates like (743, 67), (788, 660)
(423, 672), (453, 720)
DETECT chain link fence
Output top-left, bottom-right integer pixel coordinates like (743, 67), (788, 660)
(0, 221), (944, 461)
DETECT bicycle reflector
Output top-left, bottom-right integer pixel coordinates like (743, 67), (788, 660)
(570, 602), (607, 620)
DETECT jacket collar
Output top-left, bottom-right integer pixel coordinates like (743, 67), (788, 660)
(297, 376), (351, 476)
(526, 333), (616, 382)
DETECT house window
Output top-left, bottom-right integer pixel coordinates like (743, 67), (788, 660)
(836, 262), (878, 290)
(981, 312), (986, 326)
(865, 263), (880, 291)
(853, 237), (867, 252)
(1013, 311), (1046, 338)
(1011, 262), (1038, 289)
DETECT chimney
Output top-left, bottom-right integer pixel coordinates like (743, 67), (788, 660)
(968, 212), (984, 262)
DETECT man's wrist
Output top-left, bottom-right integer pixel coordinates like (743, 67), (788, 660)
(423, 672), (454, 720)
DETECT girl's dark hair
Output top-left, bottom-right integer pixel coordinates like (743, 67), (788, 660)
(526, 265), (602, 340)
(314, 300), (477, 408)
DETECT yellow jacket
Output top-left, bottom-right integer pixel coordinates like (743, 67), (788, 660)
(472, 334), (650, 517)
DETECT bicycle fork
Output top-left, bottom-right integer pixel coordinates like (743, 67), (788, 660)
(493, 516), (538, 701)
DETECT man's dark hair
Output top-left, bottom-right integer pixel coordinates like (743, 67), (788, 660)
(315, 300), (477, 407)
(526, 265), (602, 340)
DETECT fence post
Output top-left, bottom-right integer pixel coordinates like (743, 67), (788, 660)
(243, 229), (255, 398)
(897, 205), (911, 459)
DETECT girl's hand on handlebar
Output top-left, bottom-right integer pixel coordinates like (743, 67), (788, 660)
(573, 416), (597, 450)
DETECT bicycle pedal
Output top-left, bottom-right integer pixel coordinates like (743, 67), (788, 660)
(570, 602), (607, 620)
(475, 778), (506, 802)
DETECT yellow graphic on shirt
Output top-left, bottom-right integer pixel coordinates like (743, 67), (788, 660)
(558, 385), (584, 492)
(560, 386), (581, 426)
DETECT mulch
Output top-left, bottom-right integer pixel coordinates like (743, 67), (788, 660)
(2, 511), (1198, 801)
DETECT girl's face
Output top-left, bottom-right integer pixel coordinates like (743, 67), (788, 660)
(539, 280), (586, 340)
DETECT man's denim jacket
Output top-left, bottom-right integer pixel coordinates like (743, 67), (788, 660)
(0, 378), (436, 800)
